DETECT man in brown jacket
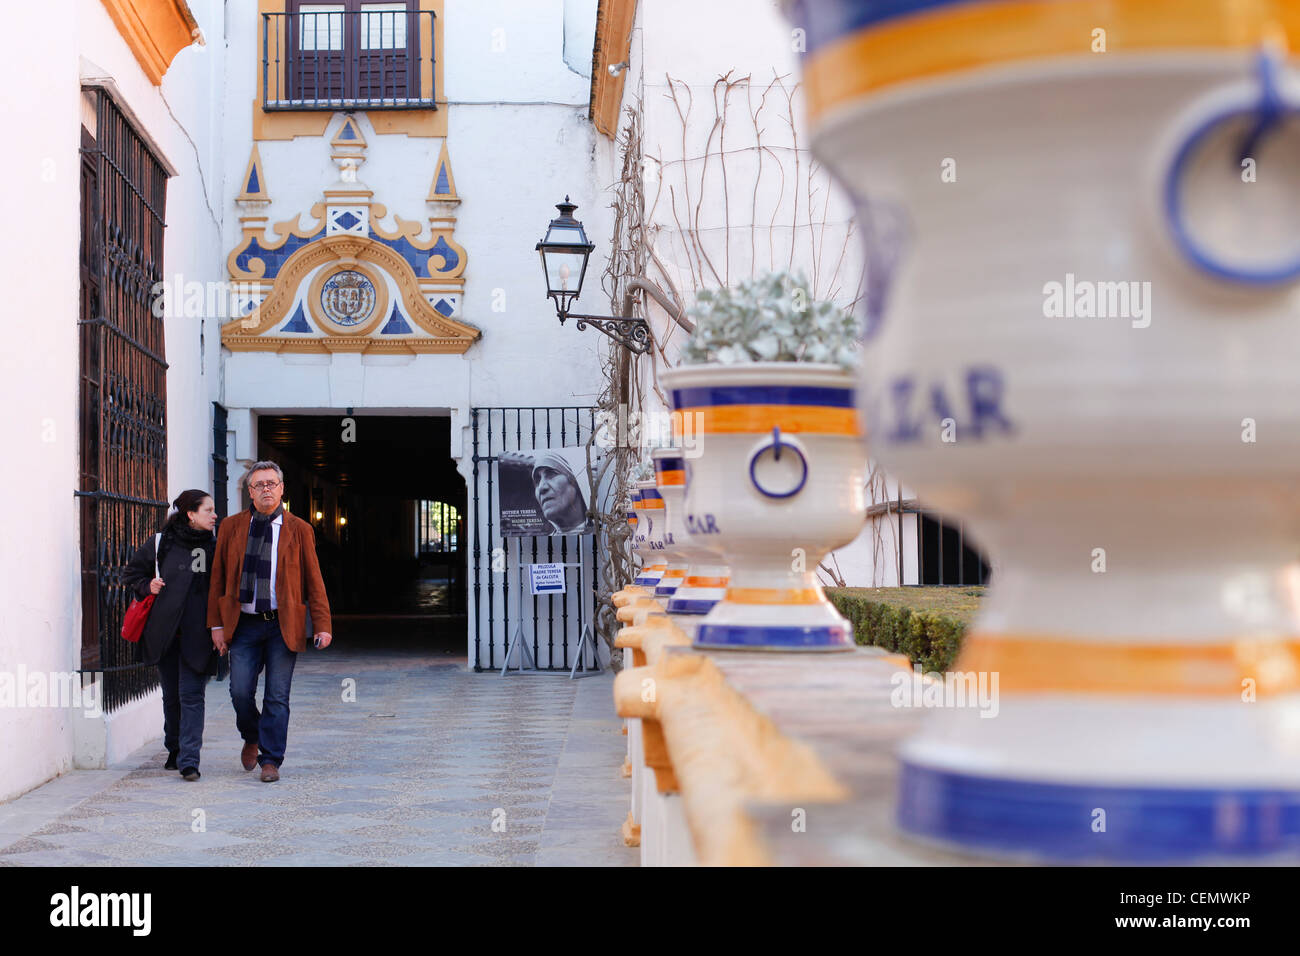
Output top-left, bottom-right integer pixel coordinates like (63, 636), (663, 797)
(208, 461), (332, 782)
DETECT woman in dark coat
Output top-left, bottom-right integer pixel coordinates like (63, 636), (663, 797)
(122, 489), (219, 780)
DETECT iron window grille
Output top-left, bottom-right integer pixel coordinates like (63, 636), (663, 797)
(77, 87), (171, 711)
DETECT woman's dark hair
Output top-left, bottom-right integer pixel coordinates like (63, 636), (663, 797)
(167, 489), (213, 528)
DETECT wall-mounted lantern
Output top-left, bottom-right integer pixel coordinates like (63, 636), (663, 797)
(536, 197), (651, 354)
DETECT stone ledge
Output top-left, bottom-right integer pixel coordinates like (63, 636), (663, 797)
(611, 583), (1002, 865)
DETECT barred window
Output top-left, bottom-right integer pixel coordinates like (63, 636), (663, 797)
(77, 86), (170, 711)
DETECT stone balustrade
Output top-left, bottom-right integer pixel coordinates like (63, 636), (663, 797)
(611, 585), (1003, 866)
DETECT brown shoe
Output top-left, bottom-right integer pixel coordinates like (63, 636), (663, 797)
(241, 741), (258, 772)
(260, 763), (280, 783)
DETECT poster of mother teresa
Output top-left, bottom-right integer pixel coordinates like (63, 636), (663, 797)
(498, 447), (597, 536)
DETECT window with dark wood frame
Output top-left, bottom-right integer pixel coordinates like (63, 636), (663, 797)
(287, 0), (418, 104)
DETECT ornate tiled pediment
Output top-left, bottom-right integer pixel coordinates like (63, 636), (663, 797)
(223, 116), (477, 355)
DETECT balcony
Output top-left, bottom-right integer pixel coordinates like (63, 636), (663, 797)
(261, 7), (436, 111)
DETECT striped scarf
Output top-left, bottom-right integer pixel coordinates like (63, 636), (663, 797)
(238, 504), (283, 612)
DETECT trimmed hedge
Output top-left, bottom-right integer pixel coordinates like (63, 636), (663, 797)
(825, 587), (985, 673)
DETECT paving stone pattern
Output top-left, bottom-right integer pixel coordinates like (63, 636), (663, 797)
(0, 626), (635, 867)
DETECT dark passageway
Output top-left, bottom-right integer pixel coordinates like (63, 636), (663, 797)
(253, 414), (467, 649)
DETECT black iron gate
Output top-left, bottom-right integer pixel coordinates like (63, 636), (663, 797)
(212, 403), (229, 519)
(469, 406), (601, 672)
(76, 87), (170, 711)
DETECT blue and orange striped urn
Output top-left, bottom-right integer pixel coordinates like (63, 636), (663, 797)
(650, 448), (693, 600)
(631, 479), (667, 590)
(652, 447), (730, 613)
(787, 0), (1300, 860)
(661, 363), (867, 650)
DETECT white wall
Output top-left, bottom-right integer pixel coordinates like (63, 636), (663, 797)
(0, 0), (84, 803)
(218, 0), (609, 665)
(0, 0), (227, 802)
(595, 0), (913, 588)
(220, 0), (612, 411)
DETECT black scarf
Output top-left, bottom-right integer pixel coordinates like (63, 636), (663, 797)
(239, 504), (283, 612)
(161, 518), (216, 565)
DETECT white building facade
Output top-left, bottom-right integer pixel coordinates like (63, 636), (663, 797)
(2, 0), (616, 802)
(587, 0), (992, 593)
(0, 0), (989, 808)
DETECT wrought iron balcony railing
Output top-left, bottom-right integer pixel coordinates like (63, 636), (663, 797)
(261, 9), (437, 111)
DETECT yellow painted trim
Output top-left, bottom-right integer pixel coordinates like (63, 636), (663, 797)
(616, 597), (663, 624)
(227, 204), (328, 281)
(612, 642), (848, 864)
(367, 207), (420, 242)
(231, 336), (468, 355)
(222, 233), (480, 354)
(615, 617), (676, 650)
(958, 632), (1300, 696)
(255, 0), (447, 140)
(305, 261), (391, 337)
(641, 627), (692, 668)
(100, 0), (203, 86)
(330, 115), (367, 149)
(589, 0), (637, 138)
(621, 810), (640, 846)
(612, 586), (649, 607)
(236, 144), (271, 202)
(426, 139), (460, 202)
(683, 575), (728, 588)
(724, 587), (825, 606)
(803, 0), (1300, 124)
(369, 206), (465, 261)
(674, 404), (860, 436)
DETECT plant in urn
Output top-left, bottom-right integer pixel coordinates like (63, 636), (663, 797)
(661, 272), (866, 650)
(786, 0), (1300, 859)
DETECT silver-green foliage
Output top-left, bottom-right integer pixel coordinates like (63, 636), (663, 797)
(679, 271), (859, 369)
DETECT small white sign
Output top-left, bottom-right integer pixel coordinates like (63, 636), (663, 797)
(528, 563), (566, 595)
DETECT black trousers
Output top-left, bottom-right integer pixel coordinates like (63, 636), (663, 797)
(156, 636), (210, 770)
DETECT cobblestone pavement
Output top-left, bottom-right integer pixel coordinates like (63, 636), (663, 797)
(0, 622), (635, 866)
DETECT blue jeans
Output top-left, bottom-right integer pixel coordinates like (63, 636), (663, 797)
(157, 637), (209, 771)
(227, 614), (298, 768)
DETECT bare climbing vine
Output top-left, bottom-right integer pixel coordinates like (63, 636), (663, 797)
(587, 71), (889, 661)
(585, 99), (651, 668)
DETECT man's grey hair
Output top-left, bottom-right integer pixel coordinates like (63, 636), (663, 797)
(245, 460), (284, 491)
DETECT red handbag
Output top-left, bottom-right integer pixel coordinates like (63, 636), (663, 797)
(121, 533), (162, 643)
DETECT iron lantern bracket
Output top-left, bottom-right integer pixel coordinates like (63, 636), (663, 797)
(560, 311), (652, 355)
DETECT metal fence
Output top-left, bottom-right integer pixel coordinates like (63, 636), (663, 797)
(916, 511), (990, 586)
(469, 407), (601, 673)
(212, 403), (229, 519)
(76, 87), (170, 711)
